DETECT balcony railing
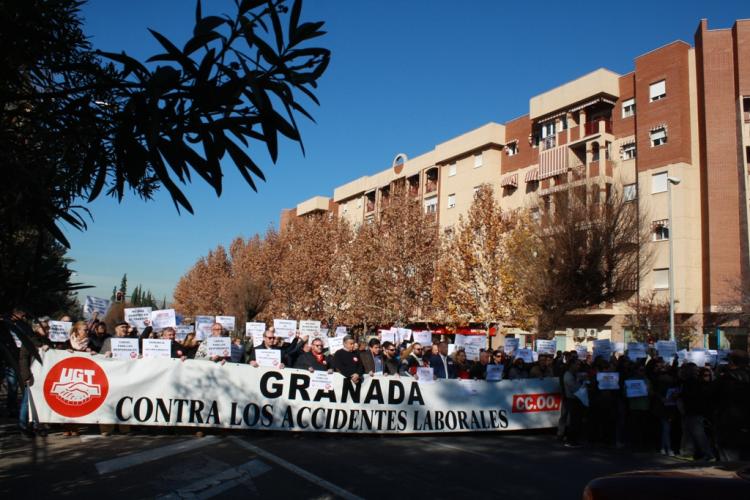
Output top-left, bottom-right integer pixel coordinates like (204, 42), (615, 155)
(584, 119), (612, 136)
(425, 179), (438, 193)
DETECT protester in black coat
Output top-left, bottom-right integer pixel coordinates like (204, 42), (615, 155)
(331, 335), (364, 382)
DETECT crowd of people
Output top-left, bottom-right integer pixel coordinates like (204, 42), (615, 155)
(1, 309), (749, 462)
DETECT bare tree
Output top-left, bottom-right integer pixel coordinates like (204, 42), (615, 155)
(622, 290), (698, 347)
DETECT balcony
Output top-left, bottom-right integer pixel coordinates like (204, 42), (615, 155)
(425, 179), (438, 194)
(541, 136), (556, 150)
(744, 111), (750, 123)
(584, 119), (612, 136)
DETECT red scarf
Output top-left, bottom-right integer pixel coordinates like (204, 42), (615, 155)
(313, 351), (326, 365)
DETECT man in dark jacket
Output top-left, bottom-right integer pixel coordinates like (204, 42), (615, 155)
(361, 338), (385, 375)
(294, 338), (332, 371)
(429, 341), (456, 379)
(331, 335), (364, 382)
(16, 314), (51, 436)
(381, 341), (400, 375)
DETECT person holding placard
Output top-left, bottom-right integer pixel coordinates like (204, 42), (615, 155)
(399, 343), (426, 376)
(88, 319), (111, 353)
(624, 366), (651, 449)
(331, 335), (364, 383)
(679, 362), (716, 460)
(195, 323), (231, 363)
(361, 338), (385, 376)
(248, 329), (287, 368)
(99, 322), (135, 358)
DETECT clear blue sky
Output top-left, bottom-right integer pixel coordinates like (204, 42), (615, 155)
(68, 0), (749, 302)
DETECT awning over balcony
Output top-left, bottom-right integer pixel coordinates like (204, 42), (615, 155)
(538, 145), (569, 180)
(569, 96), (617, 113)
(525, 168), (539, 182)
(500, 173), (518, 188)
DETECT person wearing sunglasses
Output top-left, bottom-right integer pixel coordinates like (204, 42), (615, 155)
(294, 338), (332, 372)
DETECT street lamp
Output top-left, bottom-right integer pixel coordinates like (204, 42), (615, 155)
(667, 176), (681, 343)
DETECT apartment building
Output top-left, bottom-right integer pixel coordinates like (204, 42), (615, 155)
(281, 19), (750, 351)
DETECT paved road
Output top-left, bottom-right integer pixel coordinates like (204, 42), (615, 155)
(0, 422), (680, 499)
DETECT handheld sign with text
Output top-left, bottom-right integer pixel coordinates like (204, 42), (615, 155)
(463, 336), (485, 361)
(245, 322), (266, 339)
(486, 364), (503, 381)
(575, 345), (589, 359)
(142, 339), (171, 359)
(656, 340), (677, 360)
(150, 309), (177, 330)
(252, 331), (265, 347)
(614, 342), (626, 355)
(111, 338), (139, 359)
(124, 307), (152, 329)
(596, 372), (620, 390)
(175, 325), (194, 342)
(398, 328), (412, 343)
(273, 319), (297, 341)
(412, 330), (432, 347)
(447, 344), (457, 356)
(207, 337), (231, 358)
(309, 371), (334, 391)
(83, 296), (111, 320)
(536, 339), (557, 355)
(627, 342), (647, 361)
(625, 379), (648, 398)
(707, 349), (718, 367)
(454, 334), (466, 349)
(215, 315), (235, 332)
(718, 350), (730, 365)
(379, 330), (397, 344)
(503, 337), (519, 355)
(255, 349), (282, 368)
(593, 339), (613, 360)
(327, 336), (344, 354)
(416, 367), (434, 383)
(686, 349), (707, 367)
(48, 321), (72, 343)
(516, 348), (534, 363)
(299, 320), (321, 337)
(334, 326), (348, 337)
(194, 316), (214, 341)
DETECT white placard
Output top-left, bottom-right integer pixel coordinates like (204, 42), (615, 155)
(575, 345), (589, 359)
(516, 348), (534, 363)
(597, 372), (620, 390)
(150, 309), (177, 330)
(454, 334), (467, 349)
(380, 330), (397, 344)
(245, 322), (266, 338)
(656, 340), (677, 360)
(175, 325), (194, 341)
(83, 296), (111, 320)
(327, 336), (344, 354)
(255, 349), (282, 368)
(463, 336), (485, 361)
(110, 338), (139, 359)
(686, 349), (707, 366)
(459, 379), (482, 395)
(334, 326), (348, 337)
(318, 328), (329, 338)
(486, 364), (503, 381)
(195, 315), (214, 341)
(624, 379), (648, 398)
(299, 320), (321, 337)
(48, 321), (72, 343)
(447, 344), (457, 356)
(627, 342), (647, 361)
(215, 316), (236, 332)
(503, 337), (519, 355)
(142, 339), (171, 359)
(207, 337), (231, 358)
(416, 367), (434, 383)
(412, 331), (433, 347)
(310, 371), (334, 391)
(718, 349), (730, 365)
(398, 328), (412, 342)
(124, 307), (152, 329)
(273, 319), (297, 341)
(536, 339), (557, 355)
(614, 342), (626, 355)
(251, 331), (265, 347)
(707, 349), (718, 367)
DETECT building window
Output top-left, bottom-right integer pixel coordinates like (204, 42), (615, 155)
(652, 172), (668, 194)
(447, 194), (456, 209)
(474, 153), (483, 168)
(649, 80), (666, 102)
(622, 98), (636, 118)
(424, 196), (438, 214)
(506, 142), (518, 156)
(650, 127), (667, 147)
(541, 122), (555, 138)
(652, 220), (669, 241)
(448, 163), (457, 176)
(623, 183), (637, 202)
(621, 143), (636, 160)
(653, 268), (669, 289)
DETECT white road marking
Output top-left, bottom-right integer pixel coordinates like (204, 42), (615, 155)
(230, 437), (364, 500)
(96, 436), (218, 475)
(157, 458), (271, 499)
(420, 438), (493, 458)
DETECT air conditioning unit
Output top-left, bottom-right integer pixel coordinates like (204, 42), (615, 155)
(586, 328), (598, 338)
(574, 328), (587, 340)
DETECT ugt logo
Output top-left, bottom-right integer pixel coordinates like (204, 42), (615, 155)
(43, 357), (109, 418)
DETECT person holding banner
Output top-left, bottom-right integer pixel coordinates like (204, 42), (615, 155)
(88, 320), (110, 353)
(399, 343), (426, 376)
(508, 357), (530, 380)
(294, 338), (332, 372)
(331, 335), (364, 383)
(361, 338), (385, 375)
(429, 342), (456, 379)
(380, 341), (400, 375)
(530, 354), (554, 378)
(67, 321), (93, 354)
(195, 323), (231, 363)
(452, 349), (471, 379)
(248, 329), (287, 368)
(161, 327), (187, 360)
(99, 322), (134, 357)
(178, 331), (200, 359)
(469, 350), (490, 380)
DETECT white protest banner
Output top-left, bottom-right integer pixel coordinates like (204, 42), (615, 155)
(516, 348), (534, 363)
(536, 339), (557, 355)
(624, 379), (648, 398)
(575, 345), (589, 359)
(150, 309), (177, 330)
(412, 331), (432, 347)
(195, 316), (214, 341)
(656, 340), (677, 360)
(31, 350), (563, 433)
(335, 326), (348, 337)
(142, 339), (172, 359)
(273, 319), (297, 341)
(310, 371), (334, 391)
(255, 349), (282, 368)
(245, 322), (266, 339)
(83, 296), (111, 320)
(110, 338), (139, 360)
(380, 330), (397, 344)
(416, 367), (434, 384)
(215, 316), (236, 332)
(454, 334), (467, 349)
(463, 336), (485, 361)
(48, 321), (72, 343)
(627, 342), (647, 361)
(327, 336), (344, 354)
(207, 337), (231, 358)
(299, 320), (321, 337)
(503, 337), (519, 355)
(593, 339), (612, 360)
(124, 307), (152, 329)
(175, 325), (194, 342)
(686, 349), (707, 367)
(319, 328), (329, 338)
(398, 328), (412, 343)
(596, 372), (620, 390)
(486, 365), (503, 381)
(459, 379), (483, 396)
